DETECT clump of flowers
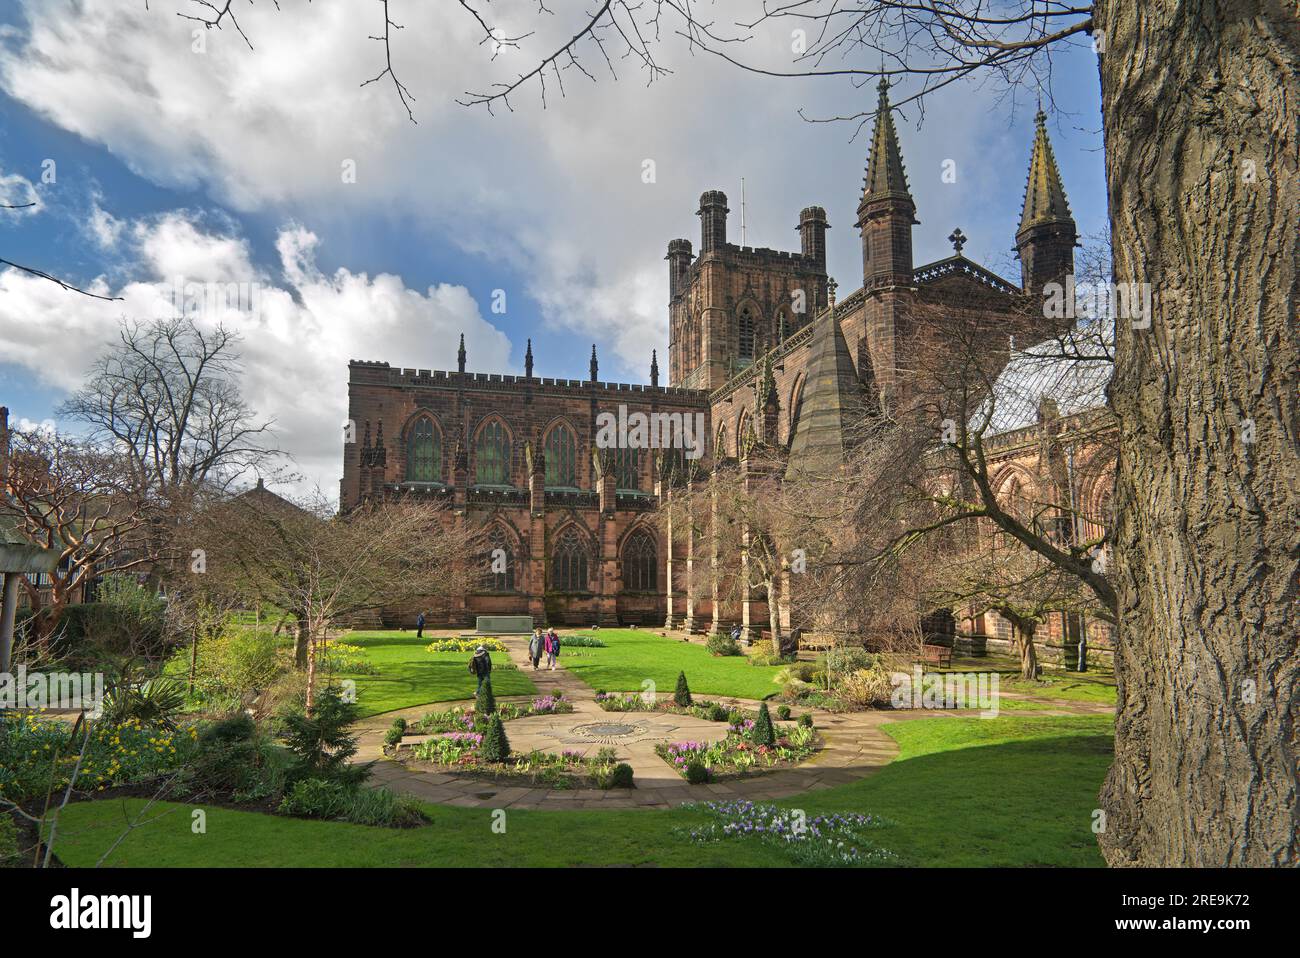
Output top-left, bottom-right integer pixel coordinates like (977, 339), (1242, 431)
(656, 719), (819, 780)
(680, 800), (897, 866)
(425, 637), (508, 653)
(0, 713), (200, 802)
(530, 695), (571, 714)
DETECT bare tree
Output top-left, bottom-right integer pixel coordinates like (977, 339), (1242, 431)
(59, 318), (281, 506)
(186, 490), (479, 710)
(0, 427), (156, 643)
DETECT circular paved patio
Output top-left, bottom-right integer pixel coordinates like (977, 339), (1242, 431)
(353, 632), (1110, 811)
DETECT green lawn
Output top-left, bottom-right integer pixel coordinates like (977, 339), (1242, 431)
(553, 628), (787, 700)
(334, 631), (537, 718)
(795, 715), (1113, 866)
(48, 714), (1112, 867)
(936, 655), (1118, 707)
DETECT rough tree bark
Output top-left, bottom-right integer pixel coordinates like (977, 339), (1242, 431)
(1096, 0), (1298, 866)
(1011, 620), (1039, 682)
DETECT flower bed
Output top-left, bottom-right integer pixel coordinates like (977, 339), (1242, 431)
(680, 800), (897, 866)
(594, 691), (749, 724)
(552, 634), (606, 648)
(656, 720), (819, 780)
(412, 692), (573, 734)
(425, 637), (508, 653)
(405, 737), (632, 790)
(0, 712), (200, 802)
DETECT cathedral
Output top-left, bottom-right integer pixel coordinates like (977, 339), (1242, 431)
(340, 79), (1107, 660)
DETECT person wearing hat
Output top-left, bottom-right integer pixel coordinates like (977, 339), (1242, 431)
(468, 644), (493, 691)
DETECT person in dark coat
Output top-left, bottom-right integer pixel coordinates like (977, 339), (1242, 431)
(528, 629), (544, 670)
(416, 612), (426, 639)
(544, 629), (560, 670)
(468, 645), (492, 690)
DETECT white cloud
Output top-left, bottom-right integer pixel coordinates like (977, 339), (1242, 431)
(86, 194), (125, 248)
(14, 416), (56, 435)
(0, 209), (510, 498)
(0, 168), (40, 215)
(0, 0), (1038, 379)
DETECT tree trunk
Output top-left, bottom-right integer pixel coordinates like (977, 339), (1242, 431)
(295, 614), (310, 669)
(1012, 621), (1039, 681)
(1095, 0), (1298, 866)
(187, 626), (199, 693)
(304, 631), (317, 715)
(766, 572), (783, 652)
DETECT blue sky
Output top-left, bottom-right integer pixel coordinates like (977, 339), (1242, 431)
(0, 0), (1106, 495)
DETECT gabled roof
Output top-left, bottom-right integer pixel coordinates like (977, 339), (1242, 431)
(913, 255), (1020, 296)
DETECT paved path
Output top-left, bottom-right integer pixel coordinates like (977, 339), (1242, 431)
(353, 632), (1114, 811)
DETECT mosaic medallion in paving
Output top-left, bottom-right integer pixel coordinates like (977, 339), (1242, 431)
(541, 717), (708, 746)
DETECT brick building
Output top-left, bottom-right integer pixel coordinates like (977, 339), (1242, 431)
(341, 79), (1114, 657)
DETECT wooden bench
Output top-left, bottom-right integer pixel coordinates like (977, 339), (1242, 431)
(799, 632), (834, 651)
(918, 644), (953, 668)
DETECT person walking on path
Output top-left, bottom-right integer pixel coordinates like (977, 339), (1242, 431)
(528, 628), (544, 670)
(416, 612), (426, 639)
(468, 645), (492, 690)
(544, 629), (560, 670)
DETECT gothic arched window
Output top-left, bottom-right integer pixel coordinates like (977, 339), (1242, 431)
(475, 420), (511, 485)
(483, 526), (516, 592)
(614, 447), (640, 492)
(551, 527), (590, 592)
(406, 416), (441, 482)
(621, 530), (657, 591)
(544, 423), (577, 488)
(738, 304), (756, 361)
(716, 423), (729, 459)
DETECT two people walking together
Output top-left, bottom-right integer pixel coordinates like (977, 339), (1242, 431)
(529, 627), (561, 670)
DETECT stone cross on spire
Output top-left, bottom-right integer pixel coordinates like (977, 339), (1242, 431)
(948, 228), (967, 255)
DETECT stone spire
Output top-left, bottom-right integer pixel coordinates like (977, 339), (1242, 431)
(650, 349), (659, 387)
(589, 344), (599, 382)
(457, 333), (466, 373)
(524, 338), (534, 378)
(1019, 106), (1074, 233)
(857, 77), (917, 289)
(1016, 106), (1077, 295)
(862, 77), (913, 204)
